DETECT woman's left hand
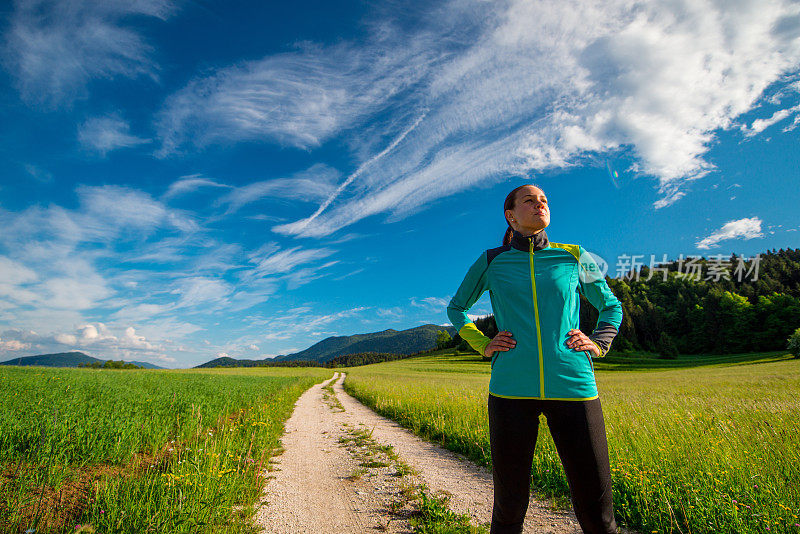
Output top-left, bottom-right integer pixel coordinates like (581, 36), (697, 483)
(566, 329), (601, 357)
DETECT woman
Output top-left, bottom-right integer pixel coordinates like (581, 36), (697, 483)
(446, 184), (622, 534)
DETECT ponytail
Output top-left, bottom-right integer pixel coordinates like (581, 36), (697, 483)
(502, 226), (513, 246)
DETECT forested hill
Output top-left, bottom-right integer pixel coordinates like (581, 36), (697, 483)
(196, 324), (457, 367)
(469, 247), (800, 358)
(274, 324), (456, 363)
(0, 352), (164, 369)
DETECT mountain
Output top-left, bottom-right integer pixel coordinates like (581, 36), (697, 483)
(0, 351), (164, 369)
(275, 324), (456, 363)
(0, 351), (102, 367)
(194, 323), (457, 368)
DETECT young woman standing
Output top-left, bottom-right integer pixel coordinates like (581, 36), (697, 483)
(446, 184), (623, 534)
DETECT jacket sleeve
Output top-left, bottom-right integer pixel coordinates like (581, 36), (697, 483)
(577, 245), (623, 357)
(446, 251), (492, 356)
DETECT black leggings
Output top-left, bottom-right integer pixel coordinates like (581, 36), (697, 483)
(487, 395), (617, 534)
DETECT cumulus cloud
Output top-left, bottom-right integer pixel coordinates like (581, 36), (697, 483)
(11, 322), (164, 356)
(0, 337), (31, 351)
(3, 0), (175, 107)
(158, 0), (800, 237)
(78, 115), (149, 155)
(696, 217), (764, 249)
(0, 324), (164, 360)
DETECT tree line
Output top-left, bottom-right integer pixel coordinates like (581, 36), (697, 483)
(78, 360), (142, 369)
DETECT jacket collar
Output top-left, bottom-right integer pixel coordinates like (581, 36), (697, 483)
(509, 228), (550, 252)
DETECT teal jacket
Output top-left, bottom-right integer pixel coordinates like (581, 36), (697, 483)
(447, 229), (623, 400)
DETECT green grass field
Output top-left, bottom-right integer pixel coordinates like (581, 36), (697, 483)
(0, 366), (331, 533)
(343, 350), (800, 534)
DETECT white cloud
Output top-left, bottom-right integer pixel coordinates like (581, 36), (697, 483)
(283, 260), (339, 290)
(23, 164), (52, 182)
(0, 323), (166, 361)
(218, 164), (341, 214)
(245, 243), (336, 278)
(54, 333), (77, 345)
(742, 103), (800, 136)
(376, 307), (403, 319)
(77, 185), (198, 238)
(155, 37), (437, 155)
(162, 175), (231, 200)
(158, 0), (800, 236)
(0, 337), (31, 351)
(122, 326), (155, 350)
(175, 277), (234, 309)
(3, 0), (175, 107)
(696, 217), (764, 249)
(0, 184), (205, 344)
(0, 255), (38, 286)
(78, 115), (149, 155)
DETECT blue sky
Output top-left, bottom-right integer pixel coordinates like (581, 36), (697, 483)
(0, 0), (799, 368)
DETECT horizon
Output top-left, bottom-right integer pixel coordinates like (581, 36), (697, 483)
(1, 0), (799, 368)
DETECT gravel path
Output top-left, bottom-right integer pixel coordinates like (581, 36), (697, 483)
(255, 373), (412, 533)
(257, 372), (632, 534)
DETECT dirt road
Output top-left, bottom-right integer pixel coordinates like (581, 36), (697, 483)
(255, 372), (592, 533)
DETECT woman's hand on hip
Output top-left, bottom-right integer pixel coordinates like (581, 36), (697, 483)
(566, 329), (601, 357)
(484, 331), (516, 359)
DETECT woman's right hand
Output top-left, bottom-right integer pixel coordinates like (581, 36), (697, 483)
(484, 331), (516, 359)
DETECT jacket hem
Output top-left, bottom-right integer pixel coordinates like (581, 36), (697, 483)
(488, 391), (599, 401)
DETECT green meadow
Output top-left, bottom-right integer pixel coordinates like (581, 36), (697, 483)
(4, 351), (798, 534)
(0, 366), (331, 533)
(343, 350), (800, 534)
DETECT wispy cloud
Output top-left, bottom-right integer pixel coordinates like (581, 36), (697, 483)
(0, 180), (352, 364)
(78, 115), (149, 155)
(244, 242), (336, 279)
(157, 0), (800, 236)
(155, 36), (439, 155)
(741, 103), (800, 136)
(0, 185), (200, 348)
(696, 217), (764, 249)
(76, 185), (198, 239)
(410, 296), (449, 308)
(218, 164), (341, 214)
(3, 0), (175, 107)
(162, 175), (232, 201)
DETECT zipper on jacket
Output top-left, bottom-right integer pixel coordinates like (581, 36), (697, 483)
(529, 238), (545, 398)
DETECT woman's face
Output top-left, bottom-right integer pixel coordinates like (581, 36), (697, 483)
(505, 185), (550, 234)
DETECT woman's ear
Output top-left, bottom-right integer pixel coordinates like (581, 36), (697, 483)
(504, 209), (516, 225)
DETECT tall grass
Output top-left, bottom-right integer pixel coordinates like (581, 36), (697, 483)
(344, 351), (800, 534)
(0, 366), (330, 533)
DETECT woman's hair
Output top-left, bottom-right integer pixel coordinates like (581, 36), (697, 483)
(502, 183), (544, 246)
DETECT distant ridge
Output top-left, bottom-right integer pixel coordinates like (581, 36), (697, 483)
(0, 351), (164, 369)
(195, 323), (456, 368)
